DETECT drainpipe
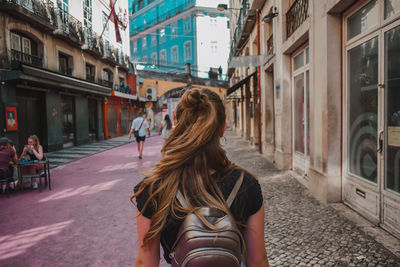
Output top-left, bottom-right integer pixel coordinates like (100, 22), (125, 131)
(257, 10), (262, 153)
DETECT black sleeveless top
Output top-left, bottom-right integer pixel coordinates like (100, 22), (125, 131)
(134, 168), (264, 263)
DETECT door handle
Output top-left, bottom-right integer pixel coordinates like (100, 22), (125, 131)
(377, 130), (384, 153)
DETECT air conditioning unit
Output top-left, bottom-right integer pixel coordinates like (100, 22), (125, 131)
(146, 87), (157, 101)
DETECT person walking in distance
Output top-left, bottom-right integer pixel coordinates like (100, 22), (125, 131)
(158, 114), (172, 140)
(132, 89), (269, 267)
(129, 111), (150, 159)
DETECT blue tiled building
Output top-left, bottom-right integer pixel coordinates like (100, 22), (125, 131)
(129, 0), (229, 78)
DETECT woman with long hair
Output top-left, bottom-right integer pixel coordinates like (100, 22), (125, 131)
(158, 114), (172, 140)
(132, 89), (269, 267)
(19, 135), (44, 189)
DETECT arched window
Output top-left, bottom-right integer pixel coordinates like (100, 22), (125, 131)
(10, 31), (42, 67)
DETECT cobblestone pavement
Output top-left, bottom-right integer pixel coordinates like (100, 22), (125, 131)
(225, 132), (400, 267)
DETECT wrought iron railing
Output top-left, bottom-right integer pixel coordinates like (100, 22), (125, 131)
(228, 0), (250, 62)
(99, 79), (113, 88)
(10, 49), (43, 67)
(286, 0), (309, 37)
(267, 34), (273, 54)
(55, 8), (83, 42)
(86, 74), (95, 82)
(130, 0), (195, 36)
(1, 0), (56, 23)
(59, 66), (72, 75)
(82, 26), (104, 55)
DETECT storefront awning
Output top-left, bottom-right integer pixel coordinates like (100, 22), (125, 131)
(227, 72), (256, 96)
(2, 64), (112, 96)
(112, 90), (138, 100)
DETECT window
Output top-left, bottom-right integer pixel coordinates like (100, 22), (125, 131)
(83, 0), (92, 29)
(151, 34), (157, 47)
(151, 53), (157, 66)
(59, 52), (72, 75)
(10, 32), (42, 66)
(142, 56), (148, 64)
(347, 0), (378, 40)
(211, 41), (218, 53)
(160, 49), (166, 66)
(103, 69), (111, 80)
(86, 63), (95, 82)
(184, 41), (192, 60)
(131, 19), (137, 33)
(103, 12), (109, 38)
(171, 46), (178, 64)
(171, 23), (178, 39)
(58, 0), (69, 12)
(160, 28), (166, 43)
(102, 69), (113, 87)
(133, 41), (138, 53)
(183, 17), (191, 33)
(11, 33), (31, 55)
(385, 0), (400, 19)
(142, 36), (147, 50)
(11, 33), (21, 51)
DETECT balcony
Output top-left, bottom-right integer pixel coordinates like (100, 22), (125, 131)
(286, 0), (309, 37)
(82, 27), (104, 56)
(228, 0), (255, 63)
(130, 0), (195, 36)
(59, 66), (72, 76)
(99, 79), (113, 88)
(54, 8), (84, 45)
(86, 74), (95, 82)
(10, 49), (43, 68)
(0, 0), (56, 31)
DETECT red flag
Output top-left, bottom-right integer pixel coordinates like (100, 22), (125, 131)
(109, 0), (122, 43)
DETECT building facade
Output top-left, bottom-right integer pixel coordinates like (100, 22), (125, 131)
(129, 0), (230, 79)
(0, 0), (136, 152)
(227, 0), (400, 238)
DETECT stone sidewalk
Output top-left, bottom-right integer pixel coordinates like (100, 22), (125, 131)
(225, 132), (400, 267)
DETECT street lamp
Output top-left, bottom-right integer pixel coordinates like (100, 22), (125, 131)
(217, 4), (241, 11)
(262, 7), (278, 22)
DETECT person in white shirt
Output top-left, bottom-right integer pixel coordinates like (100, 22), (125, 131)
(129, 111), (150, 159)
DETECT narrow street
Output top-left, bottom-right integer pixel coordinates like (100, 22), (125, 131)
(1, 134), (399, 266)
(0, 136), (165, 266)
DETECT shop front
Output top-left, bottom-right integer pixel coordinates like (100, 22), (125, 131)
(103, 91), (145, 139)
(343, 0), (400, 237)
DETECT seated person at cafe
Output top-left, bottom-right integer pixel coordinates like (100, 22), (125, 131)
(19, 135), (44, 189)
(0, 137), (18, 179)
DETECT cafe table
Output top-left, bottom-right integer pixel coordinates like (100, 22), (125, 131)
(17, 159), (51, 192)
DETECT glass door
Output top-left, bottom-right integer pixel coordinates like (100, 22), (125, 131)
(344, 0), (400, 237)
(292, 47), (310, 176)
(61, 95), (75, 148)
(347, 36), (379, 183)
(382, 22), (400, 236)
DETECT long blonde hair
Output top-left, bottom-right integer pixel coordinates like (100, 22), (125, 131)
(132, 88), (236, 246)
(29, 135), (40, 150)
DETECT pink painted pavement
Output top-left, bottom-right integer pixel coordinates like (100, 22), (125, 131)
(0, 136), (167, 267)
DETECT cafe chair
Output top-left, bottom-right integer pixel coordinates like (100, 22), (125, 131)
(20, 160), (50, 192)
(0, 167), (15, 197)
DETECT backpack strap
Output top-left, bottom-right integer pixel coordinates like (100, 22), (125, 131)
(226, 171), (244, 208)
(176, 171), (244, 209)
(176, 190), (189, 209)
